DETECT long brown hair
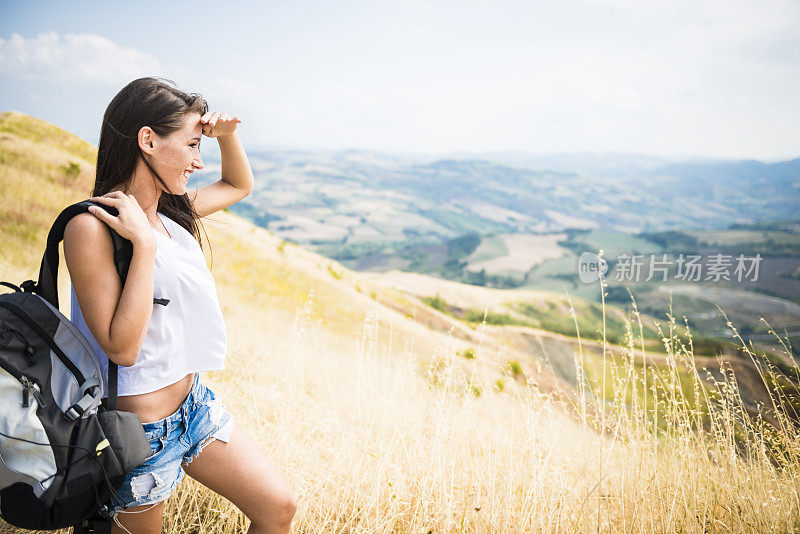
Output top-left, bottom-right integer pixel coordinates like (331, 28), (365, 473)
(94, 76), (212, 263)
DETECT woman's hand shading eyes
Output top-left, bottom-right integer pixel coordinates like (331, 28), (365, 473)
(200, 111), (242, 138)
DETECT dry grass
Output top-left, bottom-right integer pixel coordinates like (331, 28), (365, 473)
(0, 111), (96, 270)
(143, 266), (800, 533)
(2, 112), (800, 532)
(5, 272), (799, 532)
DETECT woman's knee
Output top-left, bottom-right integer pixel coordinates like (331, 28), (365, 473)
(251, 486), (297, 527)
(283, 488), (298, 522)
(245, 486), (297, 527)
(274, 486), (298, 525)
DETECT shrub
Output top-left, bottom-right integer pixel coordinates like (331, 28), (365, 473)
(327, 264), (343, 279)
(422, 294), (447, 312)
(62, 161), (81, 178)
(507, 360), (523, 377)
(459, 347), (476, 360)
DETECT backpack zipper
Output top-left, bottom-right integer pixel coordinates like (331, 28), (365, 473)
(0, 357), (47, 408)
(0, 300), (86, 385)
(21, 375), (46, 407)
(0, 325), (36, 366)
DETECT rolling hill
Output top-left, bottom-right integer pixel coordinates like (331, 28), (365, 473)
(3, 111), (799, 532)
(202, 148), (800, 257)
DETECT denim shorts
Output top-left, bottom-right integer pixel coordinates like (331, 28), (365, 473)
(108, 373), (235, 517)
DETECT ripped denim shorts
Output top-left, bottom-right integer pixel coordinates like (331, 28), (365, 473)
(107, 372), (235, 518)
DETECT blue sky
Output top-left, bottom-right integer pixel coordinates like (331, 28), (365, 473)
(1, 0), (798, 160)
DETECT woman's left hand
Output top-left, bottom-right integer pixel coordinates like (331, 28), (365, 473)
(200, 111), (242, 138)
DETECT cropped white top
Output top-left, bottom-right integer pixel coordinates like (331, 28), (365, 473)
(69, 211), (227, 398)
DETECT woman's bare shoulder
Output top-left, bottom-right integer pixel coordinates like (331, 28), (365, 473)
(64, 211), (108, 240)
(63, 212), (115, 268)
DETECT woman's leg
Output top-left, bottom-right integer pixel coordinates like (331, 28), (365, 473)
(109, 501), (165, 534)
(180, 423), (297, 533)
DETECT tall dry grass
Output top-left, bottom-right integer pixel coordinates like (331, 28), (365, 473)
(2, 110), (799, 532)
(6, 257), (797, 533)
(149, 269), (800, 532)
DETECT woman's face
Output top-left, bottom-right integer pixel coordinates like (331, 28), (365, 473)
(150, 112), (204, 195)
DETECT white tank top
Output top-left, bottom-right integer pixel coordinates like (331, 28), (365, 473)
(69, 211), (227, 398)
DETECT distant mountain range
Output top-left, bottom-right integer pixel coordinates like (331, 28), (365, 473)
(197, 150), (800, 252)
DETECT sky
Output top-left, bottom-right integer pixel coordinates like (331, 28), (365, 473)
(0, 0), (798, 161)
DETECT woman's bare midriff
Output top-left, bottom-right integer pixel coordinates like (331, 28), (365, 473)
(101, 372), (195, 423)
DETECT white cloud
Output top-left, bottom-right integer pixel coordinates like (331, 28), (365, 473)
(0, 32), (161, 85)
(1, 1), (798, 159)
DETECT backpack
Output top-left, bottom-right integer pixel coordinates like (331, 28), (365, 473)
(0, 199), (153, 531)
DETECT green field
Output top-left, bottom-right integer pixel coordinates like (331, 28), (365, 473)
(579, 231), (663, 258)
(464, 234), (508, 263)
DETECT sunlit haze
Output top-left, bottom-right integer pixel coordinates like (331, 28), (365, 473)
(1, 0), (798, 160)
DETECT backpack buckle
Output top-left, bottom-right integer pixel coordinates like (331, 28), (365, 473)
(20, 280), (38, 293)
(64, 391), (97, 421)
(64, 405), (83, 421)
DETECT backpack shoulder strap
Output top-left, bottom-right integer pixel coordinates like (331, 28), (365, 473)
(30, 199), (133, 411)
(34, 200), (133, 310)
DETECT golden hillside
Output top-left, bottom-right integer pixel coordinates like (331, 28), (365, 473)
(0, 110), (717, 402)
(3, 112), (799, 533)
(0, 110), (581, 398)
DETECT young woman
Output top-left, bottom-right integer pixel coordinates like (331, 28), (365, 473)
(63, 77), (297, 533)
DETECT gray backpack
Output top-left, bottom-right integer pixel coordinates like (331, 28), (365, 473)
(0, 199), (152, 530)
